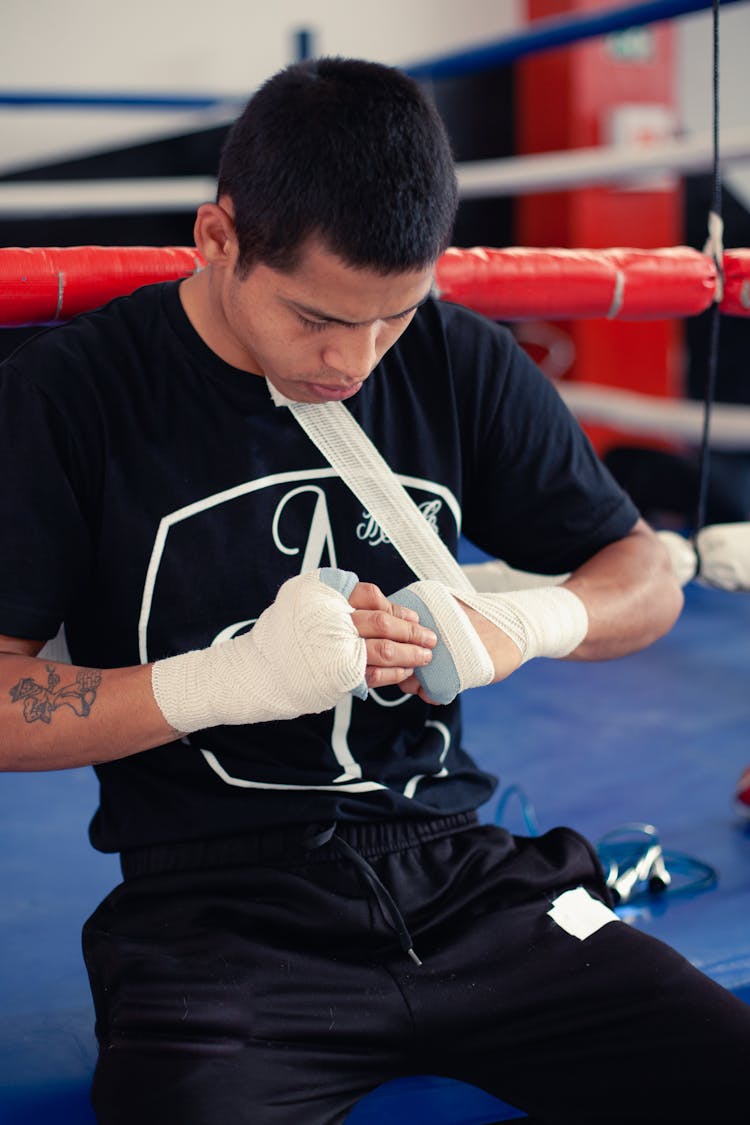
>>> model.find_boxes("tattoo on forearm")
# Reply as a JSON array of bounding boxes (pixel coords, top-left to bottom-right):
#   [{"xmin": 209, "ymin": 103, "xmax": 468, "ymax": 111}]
[{"xmin": 9, "ymin": 664, "xmax": 103, "ymax": 725}]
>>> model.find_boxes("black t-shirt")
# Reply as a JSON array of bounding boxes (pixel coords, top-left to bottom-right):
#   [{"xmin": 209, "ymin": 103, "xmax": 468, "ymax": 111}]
[{"xmin": 0, "ymin": 281, "xmax": 638, "ymax": 852}]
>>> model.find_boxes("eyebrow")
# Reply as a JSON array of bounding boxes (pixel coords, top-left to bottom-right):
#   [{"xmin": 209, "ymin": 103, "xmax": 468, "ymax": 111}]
[{"xmin": 285, "ymin": 290, "xmax": 432, "ymax": 327}]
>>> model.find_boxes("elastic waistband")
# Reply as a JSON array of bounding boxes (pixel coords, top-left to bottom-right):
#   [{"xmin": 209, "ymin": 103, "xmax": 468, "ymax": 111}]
[{"xmin": 120, "ymin": 811, "xmax": 479, "ymax": 880}]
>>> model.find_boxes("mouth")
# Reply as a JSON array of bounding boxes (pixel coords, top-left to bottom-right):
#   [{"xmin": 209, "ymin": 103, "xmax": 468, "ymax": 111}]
[{"xmin": 304, "ymin": 381, "xmax": 363, "ymax": 402}]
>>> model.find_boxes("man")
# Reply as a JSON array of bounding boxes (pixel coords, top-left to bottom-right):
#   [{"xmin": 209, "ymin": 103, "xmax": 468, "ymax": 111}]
[{"xmin": 0, "ymin": 58, "xmax": 747, "ymax": 1125}]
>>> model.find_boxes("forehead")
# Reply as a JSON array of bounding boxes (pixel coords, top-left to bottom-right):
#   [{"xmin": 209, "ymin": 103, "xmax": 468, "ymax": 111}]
[{"xmin": 263, "ymin": 239, "xmax": 435, "ymax": 323}]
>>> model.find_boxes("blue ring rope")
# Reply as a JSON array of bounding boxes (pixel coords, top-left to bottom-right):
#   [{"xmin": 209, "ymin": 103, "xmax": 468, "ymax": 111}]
[
  {"xmin": 403, "ymin": 0, "xmax": 744, "ymax": 81},
  {"xmin": 0, "ymin": 91, "xmax": 245, "ymax": 110}
]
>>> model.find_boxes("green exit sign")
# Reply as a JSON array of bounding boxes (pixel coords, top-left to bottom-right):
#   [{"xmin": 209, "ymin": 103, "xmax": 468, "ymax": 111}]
[{"xmin": 606, "ymin": 28, "xmax": 655, "ymax": 61}]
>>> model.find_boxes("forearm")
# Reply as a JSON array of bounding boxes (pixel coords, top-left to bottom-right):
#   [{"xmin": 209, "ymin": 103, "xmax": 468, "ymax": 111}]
[
  {"xmin": 395, "ymin": 519, "xmax": 684, "ymax": 703},
  {"xmin": 463, "ymin": 520, "xmax": 683, "ymax": 675},
  {"xmin": 562, "ymin": 519, "xmax": 684, "ymax": 661},
  {"xmin": 0, "ymin": 653, "xmax": 175, "ymax": 771},
  {"xmin": 0, "ymin": 571, "xmax": 436, "ymax": 772}
]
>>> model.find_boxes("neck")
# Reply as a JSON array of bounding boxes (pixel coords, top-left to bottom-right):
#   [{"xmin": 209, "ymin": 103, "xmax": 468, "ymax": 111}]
[{"xmin": 178, "ymin": 271, "xmax": 261, "ymax": 375}]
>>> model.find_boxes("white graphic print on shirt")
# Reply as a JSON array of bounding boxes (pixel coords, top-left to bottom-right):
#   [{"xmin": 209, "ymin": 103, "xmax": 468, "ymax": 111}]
[{"xmin": 138, "ymin": 468, "xmax": 459, "ymax": 795}]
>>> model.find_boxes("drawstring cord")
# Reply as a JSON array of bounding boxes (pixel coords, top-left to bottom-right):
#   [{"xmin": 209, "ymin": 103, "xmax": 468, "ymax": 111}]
[{"xmin": 303, "ymin": 823, "xmax": 423, "ymax": 967}]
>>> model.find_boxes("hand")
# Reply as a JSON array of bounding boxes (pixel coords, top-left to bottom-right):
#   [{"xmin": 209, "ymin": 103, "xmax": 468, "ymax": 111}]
[
  {"xmin": 398, "ymin": 595, "xmax": 522, "ymax": 705},
  {"xmin": 348, "ymin": 582, "xmax": 437, "ymax": 690},
  {"xmin": 152, "ymin": 569, "xmax": 418, "ymax": 731},
  {"xmin": 454, "ymin": 599, "xmax": 523, "ymax": 680}
]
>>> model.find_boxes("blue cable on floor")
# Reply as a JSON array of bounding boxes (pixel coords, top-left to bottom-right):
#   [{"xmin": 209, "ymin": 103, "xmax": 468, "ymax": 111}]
[{"xmin": 493, "ymin": 787, "xmax": 718, "ymax": 906}]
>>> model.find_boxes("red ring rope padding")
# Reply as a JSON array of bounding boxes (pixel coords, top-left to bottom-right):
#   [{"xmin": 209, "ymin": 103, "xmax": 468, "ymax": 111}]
[
  {"xmin": 435, "ymin": 246, "xmax": 721, "ymax": 320},
  {"xmin": 0, "ymin": 246, "xmax": 204, "ymax": 327},
  {"xmin": 0, "ymin": 244, "xmax": 749, "ymax": 327}
]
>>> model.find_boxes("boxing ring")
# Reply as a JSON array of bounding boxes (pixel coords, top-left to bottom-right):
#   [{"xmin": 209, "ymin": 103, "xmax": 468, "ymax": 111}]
[
  {"xmin": 1, "ymin": 240, "xmax": 748, "ymax": 1125},
  {"xmin": 2, "ymin": 2, "xmax": 750, "ymax": 1123}
]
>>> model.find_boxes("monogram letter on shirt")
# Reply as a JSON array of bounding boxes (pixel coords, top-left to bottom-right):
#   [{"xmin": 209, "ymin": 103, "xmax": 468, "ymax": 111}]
[
  {"xmin": 272, "ymin": 485, "xmax": 338, "ymax": 571},
  {"xmin": 356, "ymin": 499, "xmax": 443, "ymax": 547}
]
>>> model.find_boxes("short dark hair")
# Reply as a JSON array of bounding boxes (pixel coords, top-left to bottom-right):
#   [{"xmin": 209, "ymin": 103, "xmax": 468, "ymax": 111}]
[{"xmin": 217, "ymin": 57, "xmax": 458, "ymax": 276}]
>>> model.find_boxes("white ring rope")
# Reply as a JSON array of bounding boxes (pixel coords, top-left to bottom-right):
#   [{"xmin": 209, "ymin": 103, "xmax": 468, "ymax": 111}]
[
  {"xmin": 456, "ymin": 127, "xmax": 750, "ymax": 199},
  {"xmin": 0, "ymin": 176, "xmax": 218, "ymax": 217},
  {"xmin": 557, "ymin": 383, "xmax": 750, "ymax": 450},
  {"xmin": 1, "ymin": 129, "xmax": 749, "ymax": 217}
]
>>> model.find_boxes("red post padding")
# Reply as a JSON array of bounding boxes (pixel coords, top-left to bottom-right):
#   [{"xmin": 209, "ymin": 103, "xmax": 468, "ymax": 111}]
[{"xmin": 722, "ymin": 248, "xmax": 750, "ymax": 317}]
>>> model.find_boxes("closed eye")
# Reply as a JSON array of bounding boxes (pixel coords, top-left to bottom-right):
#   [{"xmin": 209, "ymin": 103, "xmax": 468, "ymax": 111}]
[
  {"xmin": 295, "ymin": 313, "xmax": 330, "ymax": 332},
  {"xmin": 294, "ymin": 308, "xmax": 417, "ymax": 333}
]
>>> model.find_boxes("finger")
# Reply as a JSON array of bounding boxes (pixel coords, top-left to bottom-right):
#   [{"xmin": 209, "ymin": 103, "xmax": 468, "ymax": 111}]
[
  {"xmin": 389, "ymin": 601, "xmax": 421, "ymax": 624},
  {"xmin": 398, "ymin": 673, "xmax": 421, "ymax": 695},
  {"xmin": 349, "ymin": 582, "xmax": 420, "ymax": 623},
  {"xmin": 348, "ymin": 582, "xmax": 392, "ymax": 611},
  {"xmin": 365, "ymin": 665, "xmax": 415, "ymax": 689},
  {"xmin": 398, "ymin": 674, "xmax": 440, "ymax": 704},
  {"xmin": 363, "ymin": 637, "xmax": 434, "ymax": 669},
  {"xmin": 352, "ymin": 609, "xmax": 437, "ymax": 649}
]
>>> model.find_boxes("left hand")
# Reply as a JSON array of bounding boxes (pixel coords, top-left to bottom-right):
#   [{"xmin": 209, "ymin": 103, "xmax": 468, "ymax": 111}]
[
  {"xmin": 398, "ymin": 597, "xmax": 523, "ymax": 703},
  {"xmin": 348, "ymin": 582, "xmax": 437, "ymax": 690}
]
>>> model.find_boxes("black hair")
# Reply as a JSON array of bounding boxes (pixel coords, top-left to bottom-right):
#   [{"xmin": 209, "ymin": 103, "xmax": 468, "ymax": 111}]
[{"xmin": 217, "ymin": 57, "xmax": 457, "ymax": 275}]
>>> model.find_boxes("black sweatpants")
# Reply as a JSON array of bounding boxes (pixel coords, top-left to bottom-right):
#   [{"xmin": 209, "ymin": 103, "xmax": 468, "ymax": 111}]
[{"xmin": 83, "ymin": 815, "xmax": 750, "ymax": 1125}]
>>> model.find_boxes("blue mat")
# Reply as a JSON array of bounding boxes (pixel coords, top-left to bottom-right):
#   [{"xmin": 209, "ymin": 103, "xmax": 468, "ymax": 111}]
[
  {"xmin": 1, "ymin": 578, "xmax": 749, "ymax": 1123},
  {"xmin": 346, "ymin": 1076, "xmax": 524, "ymax": 1123},
  {"xmin": 465, "ymin": 579, "xmax": 750, "ymax": 997}
]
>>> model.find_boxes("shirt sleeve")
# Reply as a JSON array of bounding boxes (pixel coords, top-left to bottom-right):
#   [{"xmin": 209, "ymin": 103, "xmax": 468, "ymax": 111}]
[
  {"xmin": 447, "ymin": 307, "xmax": 640, "ymax": 575},
  {"xmin": 0, "ymin": 361, "xmax": 95, "ymax": 641}
]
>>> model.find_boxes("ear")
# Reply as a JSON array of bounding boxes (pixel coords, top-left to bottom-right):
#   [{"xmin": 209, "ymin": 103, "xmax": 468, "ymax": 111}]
[{"xmin": 193, "ymin": 200, "xmax": 238, "ymax": 268}]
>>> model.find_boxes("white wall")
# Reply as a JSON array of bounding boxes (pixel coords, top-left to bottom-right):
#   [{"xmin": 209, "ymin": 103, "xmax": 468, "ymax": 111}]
[
  {"xmin": 679, "ymin": 4, "xmax": 750, "ymax": 213},
  {"xmin": 0, "ymin": 0, "xmax": 521, "ymax": 173}
]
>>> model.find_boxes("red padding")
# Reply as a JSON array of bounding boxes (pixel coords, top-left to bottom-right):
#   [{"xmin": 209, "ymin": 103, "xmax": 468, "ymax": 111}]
[
  {"xmin": 0, "ymin": 246, "xmax": 204, "ymax": 327},
  {"xmin": 434, "ymin": 246, "xmax": 719, "ymax": 320},
  {"xmin": 1, "ymin": 244, "xmax": 749, "ymax": 327},
  {"xmin": 722, "ymin": 249, "xmax": 750, "ymax": 317}
]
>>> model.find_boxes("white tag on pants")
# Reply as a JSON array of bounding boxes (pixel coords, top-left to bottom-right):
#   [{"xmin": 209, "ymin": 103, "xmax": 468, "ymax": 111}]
[{"xmin": 547, "ymin": 886, "xmax": 619, "ymax": 940}]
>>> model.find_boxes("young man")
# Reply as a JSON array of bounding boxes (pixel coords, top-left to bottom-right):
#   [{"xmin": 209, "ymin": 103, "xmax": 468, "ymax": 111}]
[{"xmin": 0, "ymin": 58, "xmax": 747, "ymax": 1125}]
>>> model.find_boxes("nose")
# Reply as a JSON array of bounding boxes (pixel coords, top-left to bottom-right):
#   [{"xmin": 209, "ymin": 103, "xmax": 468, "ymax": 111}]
[{"xmin": 322, "ymin": 326, "xmax": 379, "ymax": 383}]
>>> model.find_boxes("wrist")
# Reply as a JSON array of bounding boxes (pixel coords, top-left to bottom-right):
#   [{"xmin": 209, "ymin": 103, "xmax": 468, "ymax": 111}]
[
  {"xmin": 457, "ymin": 585, "xmax": 589, "ymax": 664},
  {"xmin": 150, "ymin": 568, "xmax": 368, "ymax": 733}
]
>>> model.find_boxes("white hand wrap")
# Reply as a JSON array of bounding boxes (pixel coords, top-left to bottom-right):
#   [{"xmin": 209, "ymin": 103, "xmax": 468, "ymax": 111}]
[
  {"xmin": 656, "ymin": 530, "xmax": 698, "ymax": 587},
  {"xmin": 151, "ymin": 568, "xmax": 368, "ymax": 733},
  {"xmin": 462, "ymin": 530, "xmax": 701, "ymax": 593},
  {"xmin": 461, "ymin": 558, "xmax": 570, "ymax": 592},
  {"xmin": 696, "ymin": 522, "xmax": 750, "ymax": 591},
  {"xmin": 389, "ymin": 581, "xmax": 495, "ymax": 705},
  {"xmin": 390, "ymin": 580, "xmax": 588, "ymax": 705}
]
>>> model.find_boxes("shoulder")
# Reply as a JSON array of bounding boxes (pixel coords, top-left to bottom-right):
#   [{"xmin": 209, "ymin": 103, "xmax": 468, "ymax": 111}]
[
  {"xmin": 392, "ymin": 296, "xmax": 525, "ymax": 392},
  {"xmin": 406, "ymin": 296, "xmax": 517, "ymax": 353},
  {"xmin": 409, "ymin": 297, "xmax": 550, "ymax": 411},
  {"xmin": 0, "ymin": 281, "xmax": 172, "ymax": 396}
]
